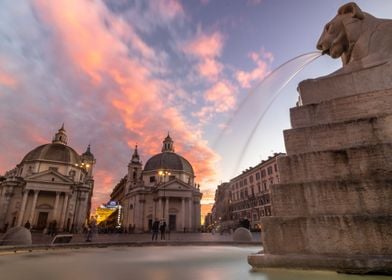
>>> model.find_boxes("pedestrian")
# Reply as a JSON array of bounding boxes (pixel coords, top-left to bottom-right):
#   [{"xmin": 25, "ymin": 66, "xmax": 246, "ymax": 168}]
[
  {"xmin": 151, "ymin": 219, "xmax": 159, "ymax": 241},
  {"xmin": 24, "ymin": 221, "xmax": 31, "ymax": 230},
  {"xmin": 160, "ymin": 220, "xmax": 166, "ymax": 240},
  {"xmin": 85, "ymin": 217, "xmax": 97, "ymax": 242},
  {"xmin": 51, "ymin": 220, "xmax": 57, "ymax": 237}
]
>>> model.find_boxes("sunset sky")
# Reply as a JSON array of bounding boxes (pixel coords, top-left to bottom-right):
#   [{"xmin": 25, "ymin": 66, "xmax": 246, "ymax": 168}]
[{"xmin": 1, "ymin": 0, "xmax": 391, "ymax": 209}]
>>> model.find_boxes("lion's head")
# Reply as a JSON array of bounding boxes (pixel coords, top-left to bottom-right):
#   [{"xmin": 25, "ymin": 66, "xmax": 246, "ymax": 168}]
[{"xmin": 317, "ymin": 2, "xmax": 365, "ymax": 65}]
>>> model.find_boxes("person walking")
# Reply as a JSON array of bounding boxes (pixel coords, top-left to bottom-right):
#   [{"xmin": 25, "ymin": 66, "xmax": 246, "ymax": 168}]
[
  {"xmin": 85, "ymin": 217, "xmax": 97, "ymax": 242},
  {"xmin": 160, "ymin": 220, "xmax": 167, "ymax": 240},
  {"xmin": 151, "ymin": 219, "xmax": 159, "ymax": 241}
]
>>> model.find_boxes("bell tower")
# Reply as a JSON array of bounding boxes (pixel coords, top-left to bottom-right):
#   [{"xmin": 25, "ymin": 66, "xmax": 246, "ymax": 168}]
[{"xmin": 127, "ymin": 145, "xmax": 142, "ymax": 189}]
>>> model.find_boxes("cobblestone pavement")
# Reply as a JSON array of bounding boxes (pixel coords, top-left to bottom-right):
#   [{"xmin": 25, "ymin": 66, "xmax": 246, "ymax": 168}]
[{"xmin": 32, "ymin": 232, "xmax": 262, "ymax": 245}]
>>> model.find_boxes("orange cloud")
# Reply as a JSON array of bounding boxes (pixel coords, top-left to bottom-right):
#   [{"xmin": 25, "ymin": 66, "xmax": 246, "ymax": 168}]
[{"xmin": 33, "ymin": 0, "xmax": 219, "ymax": 208}]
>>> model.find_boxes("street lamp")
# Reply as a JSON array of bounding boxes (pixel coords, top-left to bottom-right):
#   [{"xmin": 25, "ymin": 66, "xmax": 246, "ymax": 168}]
[{"xmin": 158, "ymin": 170, "xmax": 171, "ymax": 221}]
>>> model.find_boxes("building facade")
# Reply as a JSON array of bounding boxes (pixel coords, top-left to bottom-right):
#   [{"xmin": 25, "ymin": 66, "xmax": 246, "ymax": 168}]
[
  {"xmin": 228, "ymin": 153, "xmax": 285, "ymax": 229},
  {"xmin": 0, "ymin": 125, "xmax": 95, "ymax": 233},
  {"xmin": 110, "ymin": 134, "xmax": 202, "ymax": 232},
  {"xmin": 211, "ymin": 182, "xmax": 231, "ymax": 224}
]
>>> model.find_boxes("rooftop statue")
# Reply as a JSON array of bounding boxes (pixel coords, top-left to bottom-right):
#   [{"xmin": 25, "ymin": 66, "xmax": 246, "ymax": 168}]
[{"xmin": 317, "ymin": 2, "xmax": 392, "ymax": 75}]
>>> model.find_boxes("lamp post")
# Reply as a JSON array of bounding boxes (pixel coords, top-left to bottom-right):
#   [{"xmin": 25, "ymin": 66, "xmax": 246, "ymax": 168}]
[{"xmin": 158, "ymin": 170, "xmax": 171, "ymax": 221}]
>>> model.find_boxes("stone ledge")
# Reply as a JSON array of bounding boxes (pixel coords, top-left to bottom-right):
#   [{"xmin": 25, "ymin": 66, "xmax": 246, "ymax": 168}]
[
  {"xmin": 260, "ymin": 215, "xmax": 392, "ymax": 256},
  {"xmin": 278, "ymin": 143, "xmax": 392, "ymax": 184},
  {"xmin": 248, "ymin": 253, "xmax": 392, "ymax": 275},
  {"xmin": 270, "ymin": 179, "xmax": 392, "ymax": 216},
  {"xmin": 291, "ymin": 88, "xmax": 392, "ymax": 129},
  {"xmin": 285, "ymin": 114, "xmax": 392, "ymax": 155},
  {"xmin": 298, "ymin": 62, "xmax": 392, "ymax": 106}
]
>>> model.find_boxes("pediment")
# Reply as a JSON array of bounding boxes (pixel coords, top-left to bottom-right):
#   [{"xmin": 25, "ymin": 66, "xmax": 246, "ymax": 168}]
[
  {"xmin": 25, "ymin": 169, "xmax": 74, "ymax": 184},
  {"xmin": 157, "ymin": 179, "xmax": 195, "ymax": 192}
]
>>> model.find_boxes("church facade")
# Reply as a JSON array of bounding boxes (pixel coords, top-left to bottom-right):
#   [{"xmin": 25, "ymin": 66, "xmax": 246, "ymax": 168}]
[
  {"xmin": 0, "ymin": 125, "xmax": 95, "ymax": 233},
  {"xmin": 110, "ymin": 134, "xmax": 202, "ymax": 232}
]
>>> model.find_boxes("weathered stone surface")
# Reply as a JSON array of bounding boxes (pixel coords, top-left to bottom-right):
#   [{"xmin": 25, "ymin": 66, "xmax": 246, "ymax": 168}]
[
  {"xmin": 278, "ymin": 143, "xmax": 392, "ymax": 184},
  {"xmin": 291, "ymin": 88, "xmax": 392, "ymax": 129},
  {"xmin": 248, "ymin": 254, "xmax": 392, "ymax": 275},
  {"xmin": 299, "ymin": 63, "xmax": 392, "ymax": 105},
  {"xmin": 285, "ymin": 114, "xmax": 392, "ymax": 155},
  {"xmin": 0, "ymin": 226, "xmax": 32, "ymax": 246},
  {"xmin": 233, "ymin": 227, "xmax": 252, "ymax": 242},
  {"xmin": 271, "ymin": 179, "xmax": 392, "ymax": 217},
  {"xmin": 261, "ymin": 215, "xmax": 392, "ymax": 256}
]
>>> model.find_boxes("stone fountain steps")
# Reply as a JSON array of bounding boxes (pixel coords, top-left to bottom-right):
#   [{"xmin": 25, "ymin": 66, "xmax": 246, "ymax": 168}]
[
  {"xmin": 270, "ymin": 179, "xmax": 392, "ymax": 216},
  {"xmin": 278, "ymin": 143, "xmax": 392, "ymax": 184},
  {"xmin": 298, "ymin": 62, "xmax": 392, "ymax": 106},
  {"xmin": 261, "ymin": 214, "xmax": 392, "ymax": 256},
  {"xmin": 285, "ymin": 114, "xmax": 392, "ymax": 155},
  {"xmin": 291, "ymin": 88, "xmax": 392, "ymax": 129}
]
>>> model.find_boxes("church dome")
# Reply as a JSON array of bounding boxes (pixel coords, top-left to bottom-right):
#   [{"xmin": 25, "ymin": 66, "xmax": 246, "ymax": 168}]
[
  {"xmin": 144, "ymin": 152, "xmax": 194, "ymax": 175},
  {"xmin": 21, "ymin": 125, "xmax": 81, "ymax": 165},
  {"xmin": 22, "ymin": 143, "xmax": 82, "ymax": 165},
  {"xmin": 143, "ymin": 134, "xmax": 194, "ymax": 175}
]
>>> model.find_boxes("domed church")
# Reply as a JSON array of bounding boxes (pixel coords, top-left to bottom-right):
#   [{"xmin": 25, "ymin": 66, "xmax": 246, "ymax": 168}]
[
  {"xmin": 110, "ymin": 134, "xmax": 202, "ymax": 232},
  {"xmin": 0, "ymin": 125, "xmax": 96, "ymax": 233}
]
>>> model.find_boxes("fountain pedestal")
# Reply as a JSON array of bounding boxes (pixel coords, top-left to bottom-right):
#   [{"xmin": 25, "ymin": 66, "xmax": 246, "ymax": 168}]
[{"xmin": 248, "ymin": 63, "xmax": 392, "ymax": 274}]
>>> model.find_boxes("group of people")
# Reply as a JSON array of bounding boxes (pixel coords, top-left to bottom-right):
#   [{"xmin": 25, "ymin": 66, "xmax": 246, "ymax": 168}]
[{"xmin": 151, "ymin": 219, "xmax": 167, "ymax": 241}]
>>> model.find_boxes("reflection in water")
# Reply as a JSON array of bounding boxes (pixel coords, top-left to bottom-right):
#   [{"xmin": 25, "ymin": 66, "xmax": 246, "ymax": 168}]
[
  {"xmin": 214, "ymin": 51, "xmax": 321, "ymax": 176},
  {"xmin": 0, "ymin": 246, "xmax": 388, "ymax": 280}
]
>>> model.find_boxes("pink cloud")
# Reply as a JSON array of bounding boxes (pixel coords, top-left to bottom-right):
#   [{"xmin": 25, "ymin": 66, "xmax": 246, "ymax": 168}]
[
  {"xmin": 183, "ymin": 31, "xmax": 225, "ymax": 81},
  {"xmin": 204, "ymin": 80, "xmax": 236, "ymax": 113},
  {"xmin": 197, "ymin": 58, "xmax": 223, "ymax": 81},
  {"xmin": 29, "ymin": 0, "xmax": 218, "ymax": 210},
  {"xmin": 235, "ymin": 48, "xmax": 273, "ymax": 88},
  {"xmin": 0, "ymin": 71, "xmax": 17, "ymax": 89},
  {"xmin": 154, "ymin": 0, "xmax": 184, "ymax": 20},
  {"xmin": 184, "ymin": 31, "xmax": 224, "ymax": 59}
]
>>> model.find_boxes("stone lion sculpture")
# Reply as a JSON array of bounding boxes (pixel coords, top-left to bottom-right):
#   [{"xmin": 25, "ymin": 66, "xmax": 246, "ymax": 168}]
[{"xmin": 317, "ymin": 2, "xmax": 392, "ymax": 75}]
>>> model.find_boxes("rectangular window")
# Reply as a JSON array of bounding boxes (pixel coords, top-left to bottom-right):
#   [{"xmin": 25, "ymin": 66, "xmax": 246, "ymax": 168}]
[
  {"xmin": 249, "ymin": 175, "xmax": 253, "ymax": 183},
  {"xmin": 149, "ymin": 176, "xmax": 156, "ymax": 183},
  {"xmin": 274, "ymin": 164, "xmax": 278, "ymax": 172},
  {"xmin": 261, "ymin": 170, "xmax": 266, "ymax": 177},
  {"xmin": 255, "ymin": 172, "xmax": 260, "ymax": 180},
  {"xmin": 267, "ymin": 166, "xmax": 273, "ymax": 175}
]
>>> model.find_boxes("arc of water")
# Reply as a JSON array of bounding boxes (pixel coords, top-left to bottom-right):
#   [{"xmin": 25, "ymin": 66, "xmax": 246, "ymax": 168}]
[
  {"xmin": 232, "ymin": 52, "xmax": 321, "ymax": 174},
  {"xmin": 212, "ymin": 51, "xmax": 321, "ymax": 177},
  {"xmin": 213, "ymin": 52, "xmax": 321, "ymax": 149}
]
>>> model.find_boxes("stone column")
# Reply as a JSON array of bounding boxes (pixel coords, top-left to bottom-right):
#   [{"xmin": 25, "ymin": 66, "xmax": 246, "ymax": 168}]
[
  {"xmin": 17, "ymin": 190, "xmax": 29, "ymax": 226},
  {"xmin": 52, "ymin": 192, "xmax": 61, "ymax": 222},
  {"xmin": 158, "ymin": 198, "xmax": 163, "ymax": 220},
  {"xmin": 60, "ymin": 193, "xmax": 69, "ymax": 230},
  {"xmin": 181, "ymin": 198, "xmax": 185, "ymax": 230},
  {"xmin": 152, "ymin": 199, "xmax": 156, "ymax": 220},
  {"xmin": 165, "ymin": 197, "xmax": 169, "ymax": 223},
  {"xmin": 188, "ymin": 198, "xmax": 193, "ymax": 231},
  {"xmin": 0, "ymin": 186, "xmax": 13, "ymax": 228},
  {"xmin": 29, "ymin": 190, "xmax": 39, "ymax": 225}
]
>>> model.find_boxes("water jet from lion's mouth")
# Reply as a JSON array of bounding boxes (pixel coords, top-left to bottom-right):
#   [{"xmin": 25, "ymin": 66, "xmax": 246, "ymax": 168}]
[{"xmin": 213, "ymin": 51, "xmax": 322, "ymax": 176}]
